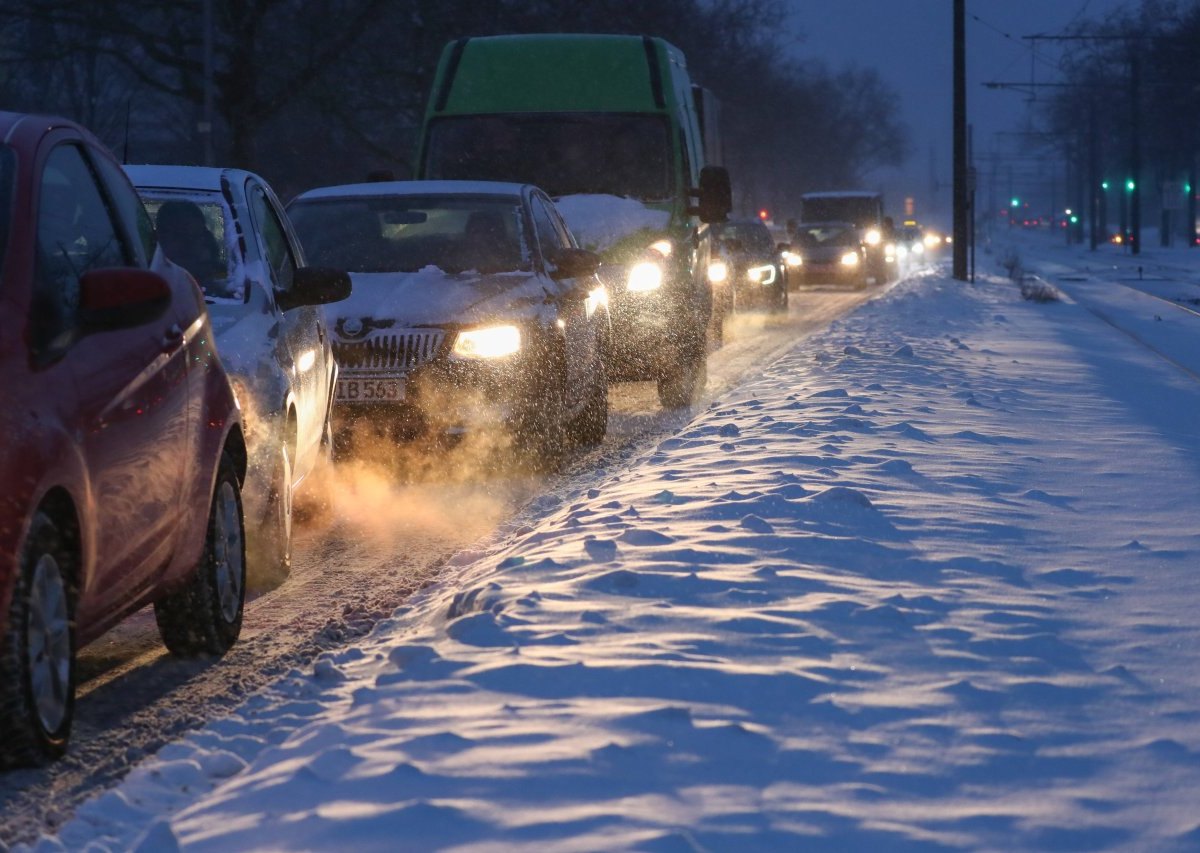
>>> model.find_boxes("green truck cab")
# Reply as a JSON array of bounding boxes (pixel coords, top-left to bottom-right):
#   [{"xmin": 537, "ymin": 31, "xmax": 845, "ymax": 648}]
[{"xmin": 415, "ymin": 34, "xmax": 731, "ymax": 408}]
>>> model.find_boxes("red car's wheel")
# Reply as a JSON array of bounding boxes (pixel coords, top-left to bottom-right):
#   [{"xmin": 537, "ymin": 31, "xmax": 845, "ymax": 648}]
[{"xmin": 0, "ymin": 512, "xmax": 76, "ymax": 766}]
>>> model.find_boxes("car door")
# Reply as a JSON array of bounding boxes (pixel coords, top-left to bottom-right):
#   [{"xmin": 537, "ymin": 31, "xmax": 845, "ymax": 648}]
[
  {"xmin": 530, "ymin": 193, "xmax": 600, "ymax": 408},
  {"xmin": 245, "ymin": 179, "xmax": 327, "ymax": 481},
  {"xmin": 33, "ymin": 138, "xmax": 189, "ymax": 622}
]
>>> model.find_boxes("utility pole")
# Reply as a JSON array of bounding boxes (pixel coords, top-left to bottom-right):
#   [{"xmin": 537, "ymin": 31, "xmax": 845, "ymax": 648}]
[
  {"xmin": 952, "ymin": 0, "xmax": 968, "ymax": 281},
  {"xmin": 201, "ymin": 0, "xmax": 215, "ymax": 166},
  {"xmin": 1129, "ymin": 48, "xmax": 1141, "ymax": 255},
  {"xmin": 1088, "ymin": 101, "xmax": 1099, "ymax": 250},
  {"xmin": 1189, "ymin": 159, "xmax": 1198, "ymax": 247}
]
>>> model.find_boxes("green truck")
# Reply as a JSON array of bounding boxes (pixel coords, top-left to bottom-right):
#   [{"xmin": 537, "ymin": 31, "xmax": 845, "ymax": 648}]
[{"xmin": 415, "ymin": 34, "xmax": 731, "ymax": 408}]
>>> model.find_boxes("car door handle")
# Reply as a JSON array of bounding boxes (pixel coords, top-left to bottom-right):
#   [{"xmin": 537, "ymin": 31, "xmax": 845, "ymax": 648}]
[{"xmin": 161, "ymin": 323, "xmax": 184, "ymax": 351}]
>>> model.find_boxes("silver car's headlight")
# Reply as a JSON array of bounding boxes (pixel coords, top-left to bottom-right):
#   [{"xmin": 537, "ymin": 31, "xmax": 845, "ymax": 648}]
[
  {"xmin": 452, "ymin": 324, "xmax": 522, "ymax": 359},
  {"xmin": 627, "ymin": 260, "xmax": 663, "ymax": 292}
]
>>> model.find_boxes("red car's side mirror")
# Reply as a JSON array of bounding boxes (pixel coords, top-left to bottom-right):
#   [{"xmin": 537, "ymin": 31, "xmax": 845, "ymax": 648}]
[{"xmin": 79, "ymin": 268, "xmax": 171, "ymax": 333}]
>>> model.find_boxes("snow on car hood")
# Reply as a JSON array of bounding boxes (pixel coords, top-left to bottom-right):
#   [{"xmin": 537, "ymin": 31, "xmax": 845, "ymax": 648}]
[
  {"xmin": 553, "ymin": 194, "xmax": 672, "ymax": 254},
  {"xmin": 334, "ymin": 266, "xmax": 546, "ymax": 328}
]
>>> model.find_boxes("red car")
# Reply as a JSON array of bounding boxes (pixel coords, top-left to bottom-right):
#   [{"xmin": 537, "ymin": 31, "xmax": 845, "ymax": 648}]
[{"xmin": 0, "ymin": 112, "xmax": 248, "ymax": 765}]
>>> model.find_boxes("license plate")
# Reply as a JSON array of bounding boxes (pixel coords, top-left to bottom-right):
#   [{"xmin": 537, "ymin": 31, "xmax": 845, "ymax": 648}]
[{"xmin": 335, "ymin": 377, "xmax": 404, "ymax": 403}]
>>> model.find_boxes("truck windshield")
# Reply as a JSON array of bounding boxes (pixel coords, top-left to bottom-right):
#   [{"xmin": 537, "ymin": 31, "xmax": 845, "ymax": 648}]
[{"xmin": 425, "ymin": 113, "xmax": 671, "ymax": 201}]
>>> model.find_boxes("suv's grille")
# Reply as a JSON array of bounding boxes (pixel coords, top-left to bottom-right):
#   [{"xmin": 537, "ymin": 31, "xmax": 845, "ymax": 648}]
[{"xmin": 334, "ymin": 330, "xmax": 445, "ymax": 371}]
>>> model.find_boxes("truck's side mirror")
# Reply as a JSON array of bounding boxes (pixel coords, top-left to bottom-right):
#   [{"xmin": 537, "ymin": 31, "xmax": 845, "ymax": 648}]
[{"xmin": 691, "ymin": 166, "xmax": 732, "ymax": 224}]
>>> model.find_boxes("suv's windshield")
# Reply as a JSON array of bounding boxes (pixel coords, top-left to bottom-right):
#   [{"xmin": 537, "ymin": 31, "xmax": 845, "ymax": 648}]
[
  {"xmin": 425, "ymin": 113, "xmax": 672, "ymax": 200},
  {"xmin": 795, "ymin": 224, "xmax": 860, "ymax": 247},
  {"xmin": 289, "ymin": 195, "xmax": 530, "ymax": 274},
  {"xmin": 717, "ymin": 222, "xmax": 774, "ymax": 253}
]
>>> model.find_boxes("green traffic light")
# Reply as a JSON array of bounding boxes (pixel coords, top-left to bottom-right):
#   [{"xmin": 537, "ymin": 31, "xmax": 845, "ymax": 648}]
[
  {"xmin": 1101, "ymin": 181, "xmax": 1110, "ymax": 190},
  {"xmin": 1010, "ymin": 197, "xmax": 1020, "ymax": 207},
  {"xmin": 1069, "ymin": 215, "xmax": 1079, "ymax": 224},
  {"xmin": 1125, "ymin": 179, "xmax": 1136, "ymax": 192}
]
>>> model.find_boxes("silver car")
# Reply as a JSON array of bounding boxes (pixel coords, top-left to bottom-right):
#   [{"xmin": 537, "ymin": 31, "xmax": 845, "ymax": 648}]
[
  {"xmin": 127, "ymin": 166, "xmax": 351, "ymax": 583},
  {"xmin": 287, "ymin": 180, "xmax": 609, "ymax": 472}
]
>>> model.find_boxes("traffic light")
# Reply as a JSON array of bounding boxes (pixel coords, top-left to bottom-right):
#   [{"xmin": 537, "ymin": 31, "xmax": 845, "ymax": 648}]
[
  {"xmin": 758, "ymin": 208, "xmax": 769, "ymax": 221},
  {"xmin": 1010, "ymin": 197, "xmax": 1020, "ymax": 207},
  {"xmin": 1125, "ymin": 179, "xmax": 1136, "ymax": 192},
  {"xmin": 1101, "ymin": 180, "xmax": 1110, "ymax": 190}
]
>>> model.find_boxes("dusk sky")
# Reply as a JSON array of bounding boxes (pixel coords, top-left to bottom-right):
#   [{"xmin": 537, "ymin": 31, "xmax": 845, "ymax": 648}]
[{"xmin": 784, "ymin": 0, "xmax": 1137, "ymax": 227}]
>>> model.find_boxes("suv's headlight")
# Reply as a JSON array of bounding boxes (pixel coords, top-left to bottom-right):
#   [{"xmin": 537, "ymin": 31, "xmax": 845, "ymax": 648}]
[
  {"xmin": 452, "ymin": 324, "xmax": 522, "ymax": 359},
  {"xmin": 627, "ymin": 260, "xmax": 663, "ymax": 292},
  {"xmin": 747, "ymin": 264, "xmax": 777, "ymax": 285},
  {"xmin": 840, "ymin": 251, "xmax": 860, "ymax": 266}
]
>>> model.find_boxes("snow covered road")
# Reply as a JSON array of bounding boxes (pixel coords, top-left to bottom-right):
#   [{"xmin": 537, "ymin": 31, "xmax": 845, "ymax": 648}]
[
  {"xmin": 0, "ymin": 287, "xmax": 876, "ymax": 847},
  {"xmin": 22, "ymin": 246, "xmax": 1200, "ymax": 851}
]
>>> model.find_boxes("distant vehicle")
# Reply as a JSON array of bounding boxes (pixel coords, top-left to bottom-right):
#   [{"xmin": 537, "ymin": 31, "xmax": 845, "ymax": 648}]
[
  {"xmin": 0, "ymin": 112, "xmax": 247, "ymax": 765},
  {"xmin": 894, "ymin": 221, "xmax": 928, "ymax": 267},
  {"xmin": 790, "ymin": 221, "xmax": 868, "ymax": 288},
  {"xmin": 414, "ymin": 34, "xmax": 732, "ymax": 408},
  {"xmin": 711, "ymin": 219, "xmax": 788, "ymax": 313},
  {"xmin": 127, "ymin": 166, "xmax": 352, "ymax": 583},
  {"xmin": 800, "ymin": 191, "xmax": 891, "ymax": 283},
  {"xmin": 287, "ymin": 180, "xmax": 610, "ymax": 471}
]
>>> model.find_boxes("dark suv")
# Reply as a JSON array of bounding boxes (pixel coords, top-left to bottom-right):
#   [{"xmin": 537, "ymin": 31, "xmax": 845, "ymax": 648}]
[{"xmin": 712, "ymin": 219, "xmax": 788, "ymax": 313}]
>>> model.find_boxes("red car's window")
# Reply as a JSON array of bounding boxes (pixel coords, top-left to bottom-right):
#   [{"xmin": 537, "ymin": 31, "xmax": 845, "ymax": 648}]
[{"xmin": 32, "ymin": 143, "xmax": 130, "ymax": 355}]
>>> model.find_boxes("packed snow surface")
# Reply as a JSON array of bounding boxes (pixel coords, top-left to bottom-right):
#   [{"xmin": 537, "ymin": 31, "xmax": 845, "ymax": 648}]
[{"xmin": 33, "ymin": 257, "xmax": 1200, "ymax": 851}]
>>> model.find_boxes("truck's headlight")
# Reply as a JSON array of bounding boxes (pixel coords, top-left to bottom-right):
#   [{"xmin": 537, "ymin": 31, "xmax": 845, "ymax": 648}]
[
  {"xmin": 627, "ymin": 260, "xmax": 663, "ymax": 292},
  {"xmin": 865, "ymin": 228, "xmax": 882, "ymax": 245},
  {"xmin": 747, "ymin": 264, "xmax": 776, "ymax": 285},
  {"xmin": 840, "ymin": 252, "xmax": 860, "ymax": 266},
  {"xmin": 452, "ymin": 324, "xmax": 522, "ymax": 359},
  {"xmin": 707, "ymin": 259, "xmax": 728, "ymax": 284}
]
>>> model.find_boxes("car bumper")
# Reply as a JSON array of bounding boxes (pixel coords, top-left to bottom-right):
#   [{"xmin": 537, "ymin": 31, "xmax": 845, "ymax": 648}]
[
  {"xmin": 333, "ymin": 359, "xmax": 533, "ymax": 440},
  {"xmin": 795, "ymin": 263, "xmax": 865, "ymax": 285}
]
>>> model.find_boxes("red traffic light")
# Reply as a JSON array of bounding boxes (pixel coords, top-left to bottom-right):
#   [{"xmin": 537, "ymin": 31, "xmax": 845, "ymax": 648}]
[{"xmin": 758, "ymin": 209, "xmax": 769, "ymax": 220}]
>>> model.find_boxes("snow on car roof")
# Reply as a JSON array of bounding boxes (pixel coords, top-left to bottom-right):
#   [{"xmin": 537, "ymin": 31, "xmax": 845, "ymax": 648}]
[
  {"xmin": 294, "ymin": 180, "xmax": 528, "ymax": 201},
  {"xmin": 123, "ymin": 164, "xmax": 251, "ymax": 191}
]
